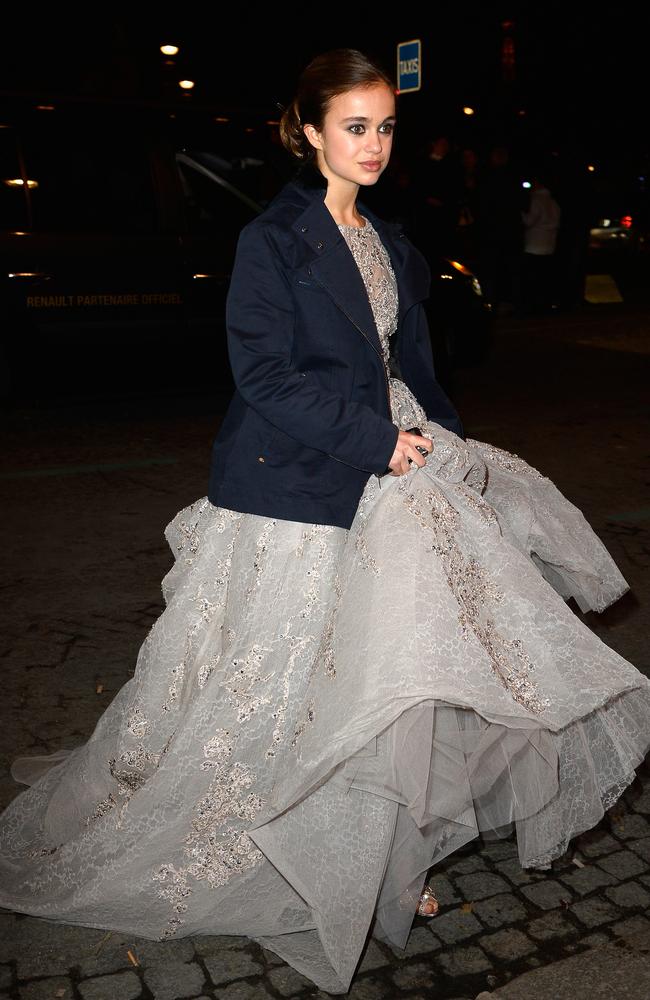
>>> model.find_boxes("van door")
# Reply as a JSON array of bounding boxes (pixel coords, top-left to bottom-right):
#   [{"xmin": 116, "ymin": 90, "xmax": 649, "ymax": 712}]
[
  {"xmin": 2, "ymin": 113, "xmax": 183, "ymax": 398},
  {"xmin": 174, "ymin": 151, "xmax": 262, "ymax": 391}
]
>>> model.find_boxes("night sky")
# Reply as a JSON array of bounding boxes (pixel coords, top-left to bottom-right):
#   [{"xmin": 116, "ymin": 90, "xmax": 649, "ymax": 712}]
[{"xmin": 1, "ymin": 10, "xmax": 647, "ymax": 165}]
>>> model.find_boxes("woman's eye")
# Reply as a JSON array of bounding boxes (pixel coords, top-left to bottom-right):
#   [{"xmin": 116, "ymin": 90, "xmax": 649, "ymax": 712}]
[{"xmin": 348, "ymin": 124, "xmax": 395, "ymax": 135}]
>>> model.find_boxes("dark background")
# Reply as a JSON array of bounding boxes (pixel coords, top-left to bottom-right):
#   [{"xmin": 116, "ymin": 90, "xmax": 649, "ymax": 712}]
[{"xmin": 2, "ymin": 9, "xmax": 647, "ymax": 161}]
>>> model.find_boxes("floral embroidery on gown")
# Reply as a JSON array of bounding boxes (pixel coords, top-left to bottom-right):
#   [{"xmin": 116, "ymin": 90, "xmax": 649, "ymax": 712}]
[{"xmin": 1, "ymin": 215, "xmax": 649, "ymax": 995}]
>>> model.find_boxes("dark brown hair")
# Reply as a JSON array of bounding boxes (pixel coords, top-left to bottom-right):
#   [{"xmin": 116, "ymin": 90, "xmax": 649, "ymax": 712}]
[{"xmin": 279, "ymin": 48, "xmax": 396, "ymax": 170}]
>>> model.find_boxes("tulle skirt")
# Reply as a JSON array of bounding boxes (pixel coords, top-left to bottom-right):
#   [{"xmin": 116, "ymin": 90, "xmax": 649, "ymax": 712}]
[{"xmin": 1, "ymin": 378, "xmax": 649, "ymax": 995}]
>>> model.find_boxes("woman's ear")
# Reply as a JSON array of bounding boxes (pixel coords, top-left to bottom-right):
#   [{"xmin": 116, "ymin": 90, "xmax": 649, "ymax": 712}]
[{"xmin": 303, "ymin": 124, "xmax": 323, "ymax": 153}]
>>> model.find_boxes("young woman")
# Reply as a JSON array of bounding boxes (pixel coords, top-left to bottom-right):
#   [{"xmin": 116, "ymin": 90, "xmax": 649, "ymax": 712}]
[{"xmin": 1, "ymin": 49, "xmax": 649, "ymax": 996}]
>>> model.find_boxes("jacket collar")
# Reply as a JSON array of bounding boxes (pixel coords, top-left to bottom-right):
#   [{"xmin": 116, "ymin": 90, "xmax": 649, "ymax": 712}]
[{"xmin": 271, "ymin": 177, "xmax": 430, "ymax": 360}]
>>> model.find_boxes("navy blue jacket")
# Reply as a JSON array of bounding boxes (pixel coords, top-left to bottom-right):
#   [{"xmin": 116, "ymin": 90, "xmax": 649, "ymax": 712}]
[{"xmin": 207, "ymin": 172, "xmax": 464, "ymax": 529}]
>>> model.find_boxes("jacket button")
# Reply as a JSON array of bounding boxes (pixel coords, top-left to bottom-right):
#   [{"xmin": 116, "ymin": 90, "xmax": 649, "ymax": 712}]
[
  {"xmin": 316, "ymin": 241, "xmax": 324, "ymax": 250},
  {"xmin": 258, "ymin": 456, "xmax": 265, "ymax": 463},
  {"xmin": 307, "ymin": 266, "xmax": 312, "ymax": 275},
  {"xmin": 301, "ymin": 225, "xmax": 308, "ymax": 232}
]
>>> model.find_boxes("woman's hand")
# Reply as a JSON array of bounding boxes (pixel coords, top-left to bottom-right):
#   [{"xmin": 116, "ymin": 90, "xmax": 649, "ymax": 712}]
[{"xmin": 388, "ymin": 430, "xmax": 433, "ymax": 476}]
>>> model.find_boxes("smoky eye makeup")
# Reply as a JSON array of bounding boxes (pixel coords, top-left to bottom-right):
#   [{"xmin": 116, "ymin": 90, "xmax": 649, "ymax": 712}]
[{"xmin": 345, "ymin": 121, "xmax": 396, "ymax": 134}]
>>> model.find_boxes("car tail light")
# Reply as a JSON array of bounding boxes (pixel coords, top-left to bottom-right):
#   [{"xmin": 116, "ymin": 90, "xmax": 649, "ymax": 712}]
[{"xmin": 620, "ymin": 215, "xmax": 633, "ymax": 228}]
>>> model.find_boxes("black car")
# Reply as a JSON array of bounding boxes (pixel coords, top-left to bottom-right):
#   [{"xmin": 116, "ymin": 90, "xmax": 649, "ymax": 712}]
[{"xmin": 0, "ymin": 95, "xmax": 490, "ymax": 402}]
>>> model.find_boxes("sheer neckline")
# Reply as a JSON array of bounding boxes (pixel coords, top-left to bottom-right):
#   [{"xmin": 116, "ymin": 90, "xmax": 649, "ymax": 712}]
[{"xmin": 337, "ymin": 215, "xmax": 369, "ymax": 231}]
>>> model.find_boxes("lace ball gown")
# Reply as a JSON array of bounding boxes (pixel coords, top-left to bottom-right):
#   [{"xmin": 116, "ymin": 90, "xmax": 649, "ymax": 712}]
[{"xmin": 1, "ymin": 216, "xmax": 649, "ymax": 996}]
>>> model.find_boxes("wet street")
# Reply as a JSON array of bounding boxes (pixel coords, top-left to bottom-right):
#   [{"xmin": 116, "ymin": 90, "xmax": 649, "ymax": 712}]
[{"xmin": 1, "ymin": 298, "xmax": 649, "ymax": 999}]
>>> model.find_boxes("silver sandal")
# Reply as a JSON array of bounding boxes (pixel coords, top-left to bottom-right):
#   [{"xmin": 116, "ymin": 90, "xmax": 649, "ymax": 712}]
[{"xmin": 417, "ymin": 881, "xmax": 439, "ymax": 917}]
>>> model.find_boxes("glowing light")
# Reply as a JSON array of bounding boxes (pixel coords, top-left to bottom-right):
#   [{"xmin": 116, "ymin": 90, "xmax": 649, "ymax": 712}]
[
  {"xmin": 179, "ymin": 79, "xmax": 195, "ymax": 90},
  {"xmin": 4, "ymin": 178, "xmax": 38, "ymax": 188},
  {"xmin": 587, "ymin": 164, "xmax": 596, "ymax": 172},
  {"xmin": 620, "ymin": 215, "xmax": 633, "ymax": 229},
  {"xmin": 462, "ymin": 106, "xmax": 475, "ymax": 116},
  {"xmin": 160, "ymin": 44, "xmax": 179, "ymax": 56}
]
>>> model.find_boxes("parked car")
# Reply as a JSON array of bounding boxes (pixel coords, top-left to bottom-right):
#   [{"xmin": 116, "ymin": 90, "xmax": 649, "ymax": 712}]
[
  {"xmin": 589, "ymin": 210, "xmax": 640, "ymax": 252},
  {"xmin": 0, "ymin": 95, "xmax": 490, "ymax": 403},
  {"xmin": 587, "ymin": 167, "xmax": 649, "ymax": 256}
]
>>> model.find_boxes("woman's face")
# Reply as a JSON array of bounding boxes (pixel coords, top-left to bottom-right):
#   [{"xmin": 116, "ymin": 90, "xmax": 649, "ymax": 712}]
[{"xmin": 304, "ymin": 83, "xmax": 396, "ymax": 188}]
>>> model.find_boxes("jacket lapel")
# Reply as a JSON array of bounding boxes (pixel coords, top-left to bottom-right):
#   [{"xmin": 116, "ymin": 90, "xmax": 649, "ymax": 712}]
[
  {"xmin": 286, "ymin": 181, "xmax": 430, "ymax": 361},
  {"xmin": 364, "ymin": 206, "xmax": 432, "ymax": 322}
]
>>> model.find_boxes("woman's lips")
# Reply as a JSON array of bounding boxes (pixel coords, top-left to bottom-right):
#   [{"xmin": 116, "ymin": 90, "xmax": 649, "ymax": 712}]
[{"xmin": 359, "ymin": 161, "xmax": 382, "ymax": 171}]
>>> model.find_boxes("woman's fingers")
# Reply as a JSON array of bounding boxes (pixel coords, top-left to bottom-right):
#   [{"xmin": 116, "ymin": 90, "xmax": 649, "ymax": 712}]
[
  {"xmin": 411, "ymin": 432, "xmax": 433, "ymax": 454},
  {"xmin": 388, "ymin": 431, "xmax": 433, "ymax": 475}
]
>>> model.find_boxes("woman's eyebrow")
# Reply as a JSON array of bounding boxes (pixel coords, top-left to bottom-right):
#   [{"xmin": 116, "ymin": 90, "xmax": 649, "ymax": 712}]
[{"xmin": 338, "ymin": 115, "xmax": 397, "ymax": 123}]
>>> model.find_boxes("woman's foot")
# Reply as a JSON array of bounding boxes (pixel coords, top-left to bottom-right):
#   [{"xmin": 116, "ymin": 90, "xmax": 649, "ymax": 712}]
[{"xmin": 417, "ymin": 881, "xmax": 439, "ymax": 917}]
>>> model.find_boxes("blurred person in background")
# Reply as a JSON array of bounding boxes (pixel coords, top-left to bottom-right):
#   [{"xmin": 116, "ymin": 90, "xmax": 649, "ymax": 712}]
[
  {"xmin": 454, "ymin": 146, "xmax": 481, "ymax": 269},
  {"xmin": 474, "ymin": 144, "xmax": 524, "ymax": 315},
  {"xmin": 520, "ymin": 171, "xmax": 562, "ymax": 315},
  {"xmin": 412, "ymin": 133, "xmax": 463, "ymax": 257}
]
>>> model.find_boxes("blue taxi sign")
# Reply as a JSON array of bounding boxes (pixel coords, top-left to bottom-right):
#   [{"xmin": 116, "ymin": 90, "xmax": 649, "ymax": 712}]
[{"xmin": 397, "ymin": 39, "xmax": 421, "ymax": 94}]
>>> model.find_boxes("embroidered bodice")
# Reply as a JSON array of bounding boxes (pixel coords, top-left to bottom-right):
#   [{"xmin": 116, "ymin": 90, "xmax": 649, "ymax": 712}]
[
  {"xmin": 338, "ymin": 215, "xmax": 429, "ymax": 431},
  {"xmin": 337, "ymin": 216, "xmax": 397, "ymax": 367}
]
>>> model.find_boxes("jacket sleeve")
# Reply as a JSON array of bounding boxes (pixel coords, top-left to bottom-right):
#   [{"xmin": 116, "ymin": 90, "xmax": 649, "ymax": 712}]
[{"xmin": 225, "ymin": 221, "xmax": 399, "ymax": 474}]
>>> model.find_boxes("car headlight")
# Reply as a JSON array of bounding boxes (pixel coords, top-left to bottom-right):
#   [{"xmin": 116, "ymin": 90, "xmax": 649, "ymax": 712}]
[{"xmin": 447, "ymin": 259, "xmax": 483, "ymax": 297}]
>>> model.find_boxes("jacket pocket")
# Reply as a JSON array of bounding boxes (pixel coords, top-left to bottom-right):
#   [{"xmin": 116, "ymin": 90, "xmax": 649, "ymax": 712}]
[{"xmin": 262, "ymin": 424, "xmax": 303, "ymax": 467}]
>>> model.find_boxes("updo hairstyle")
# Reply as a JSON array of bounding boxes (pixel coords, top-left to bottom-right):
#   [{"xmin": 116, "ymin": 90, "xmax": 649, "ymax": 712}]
[{"xmin": 279, "ymin": 48, "xmax": 395, "ymax": 166}]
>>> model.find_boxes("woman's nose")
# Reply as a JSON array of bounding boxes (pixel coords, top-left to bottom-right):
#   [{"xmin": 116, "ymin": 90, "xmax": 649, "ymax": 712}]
[{"xmin": 364, "ymin": 132, "xmax": 383, "ymax": 153}]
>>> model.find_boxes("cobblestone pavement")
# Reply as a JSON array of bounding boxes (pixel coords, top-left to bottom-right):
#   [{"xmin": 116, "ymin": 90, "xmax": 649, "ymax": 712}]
[
  {"xmin": 2, "ymin": 777, "xmax": 650, "ymax": 999},
  {"xmin": 1, "ymin": 302, "xmax": 649, "ymax": 998}
]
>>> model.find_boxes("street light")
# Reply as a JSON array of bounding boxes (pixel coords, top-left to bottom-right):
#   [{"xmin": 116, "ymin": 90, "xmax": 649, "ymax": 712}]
[{"xmin": 4, "ymin": 178, "xmax": 38, "ymax": 188}]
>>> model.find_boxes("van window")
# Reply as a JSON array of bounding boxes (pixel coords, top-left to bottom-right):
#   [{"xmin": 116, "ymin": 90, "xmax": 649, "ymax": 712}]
[
  {"xmin": 177, "ymin": 158, "xmax": 259, "ymax": 237},
  {"xmin": 0, "ymin": 128, "xmax": 29, "ymax": 230},
  {"xmin": 20, "ymin": 126, "xmax": 157, "ymax": 235}
]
